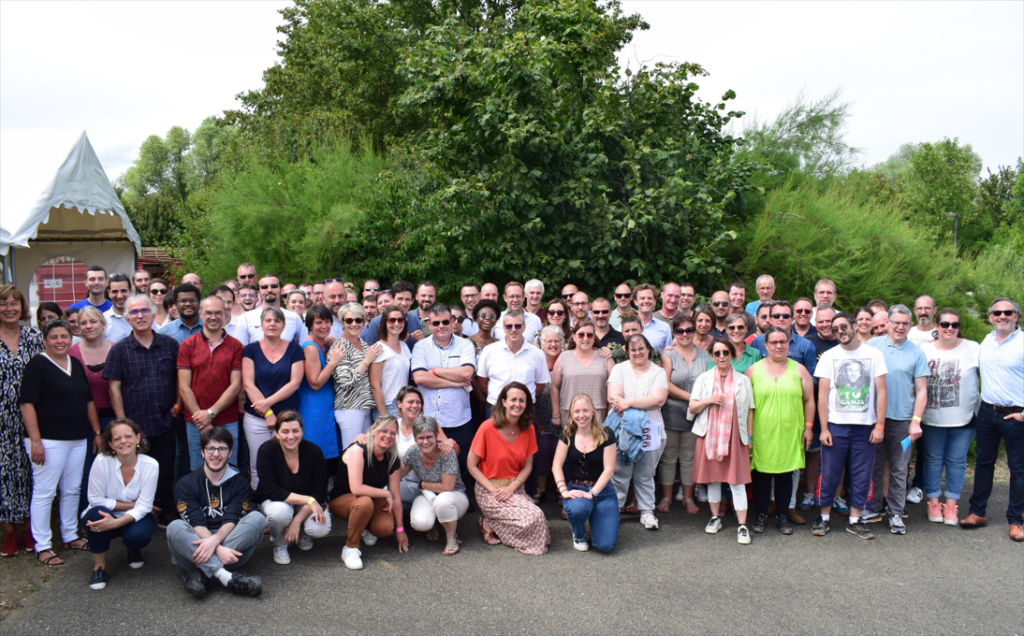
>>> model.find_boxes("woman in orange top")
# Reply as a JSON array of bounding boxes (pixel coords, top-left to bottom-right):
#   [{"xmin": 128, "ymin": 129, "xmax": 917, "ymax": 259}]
[{"xmin": 467, "ymin": 382, "xmax": 550, "ymax": 555}]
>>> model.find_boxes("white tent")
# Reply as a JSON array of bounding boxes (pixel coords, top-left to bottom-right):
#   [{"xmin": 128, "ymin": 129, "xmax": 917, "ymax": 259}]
[{"xmin": 0, "ymin": 130, "xmax": 140, "ymax": 303}]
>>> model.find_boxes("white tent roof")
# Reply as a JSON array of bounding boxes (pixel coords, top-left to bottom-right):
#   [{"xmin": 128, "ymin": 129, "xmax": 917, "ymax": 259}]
[{"xmin": 0, "ymin": 129, "xmax": 141, "ymax": 256}]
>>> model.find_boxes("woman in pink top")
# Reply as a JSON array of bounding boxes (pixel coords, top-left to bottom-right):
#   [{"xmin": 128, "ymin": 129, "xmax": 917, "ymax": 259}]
[{"xmin": 69, "ymin": 306, "xmax": 114, "ymax": 513}]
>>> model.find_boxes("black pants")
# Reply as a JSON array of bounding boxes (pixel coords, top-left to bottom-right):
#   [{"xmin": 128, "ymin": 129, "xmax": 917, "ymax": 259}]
[
  {"xmin": 147, "ymin": 428, "xmax": 176, "ymax": 512},
  {"xmin": 752, "ymin": 470, "xmax": 793, "ymax": 517}
]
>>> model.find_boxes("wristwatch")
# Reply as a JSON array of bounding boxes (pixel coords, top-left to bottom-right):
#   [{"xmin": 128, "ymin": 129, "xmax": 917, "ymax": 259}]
[{"xmin": 207, "ymin": 409, "xmax": 216, "ymax": 420}]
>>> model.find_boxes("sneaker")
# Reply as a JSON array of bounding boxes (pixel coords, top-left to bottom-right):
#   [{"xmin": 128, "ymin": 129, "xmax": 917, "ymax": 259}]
[
  {"xmin": 157, "ymin": 510, "xmax": 177, "ymax": 530},
  {"xmin": 777, "ymin": 515, "xmax": 793, "ymax": 535},
  {"xmin": 361, "ymin": 529, "xmax": 378, "ymax": 546},
  {"xmin": 798, "ymin": 492, "xmax": 816, "ymax": 511},
  {"xmin": 297, "ymin": 533, "xmax": 314, "ymax": 551},
  {"xmin": 832, "ymin": 497, "xmax": 850, "ymax": 516},
  {"xmin": 226, "ymin": 572, "xmax": 263, "ymax": 597},
  {"xmin": 89, "ymin": 567, "xmax": 107, "ymax": 590},
  {"xmin": 889, "ymin": 515, "xmax": 907, "ymax": 535},
  {"xmin": 694, "ymin": 485, "xmax": 708, "ymax": 503},
  {"xmin": 884, "ymin": 500, "xmax": 910, "ymax": 518},
  {"xmin": 927, "ymin": 500, "xmax": 944, "ymax": 523},
  {"xmin": 572, "ymin": 536, "xmax": 590, "ymax": 552},
  {"xmin": 942, "ymin": 501, "xmax": 959, "ymax": 526},
  {"xmin": 640, "ymin": 511, "xmax": 659, "ymax": 531},
  {"xmin": 180, "ymin": 571, "xmax": 207, "ymax": 600},
  {"xmin": 846, "ymin": 520, "xmax": 874, "ymax": 540},
  {"xmin": 342, "ymin": 546, "xmax": 363, "ymax": 570},
  {"xmin": 126, "ymin": 547, "xmax": 144, "ymax": 569},
  {"xmin": 906, "ymin": 486, "xmax": 924, "ymax": 504},
  {"xmin": 737, "ymin": 525, "xmax": 751, "ymax": 545},
  {"xmin": 272, "ymin": 545, "xmax": 291, "ymax": 565},
  {"xmin": 811, "ymin": 516, "xmax": 831, "ymax": 536},
  {"xmin": 675, "ymin": 486, "xmax": 684, "ymax": 502},
  {"xmin": 751, "ymin": 513, "xmax": 767, "ymax": 534},
  {"xmin": 705, "ymin": 516, "xmax": 723, "ymax": 534},
  {"xmin": 860, "ymin": 510, "xmax": 885, "ymax": 524}
]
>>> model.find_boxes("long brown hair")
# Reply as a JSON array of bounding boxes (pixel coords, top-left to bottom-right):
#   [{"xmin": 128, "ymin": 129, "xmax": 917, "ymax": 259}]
[
  {"xmin": 543, "ymin": 299, "xmax": 572, "ymax": 342},
  {"xmin": 567, "ymin": 318, "xmax": 597, "ymax": 351},
  {"xmin": 100, "ymin": 418, "xmax": 149, "ymax": 456},
  {"xmin": 563, "ymin": 393, "xmax": 608, "ymax": 446},
  {"xmin": 491, "ymin": 382, "xmax": 534, "ymax": 431}
]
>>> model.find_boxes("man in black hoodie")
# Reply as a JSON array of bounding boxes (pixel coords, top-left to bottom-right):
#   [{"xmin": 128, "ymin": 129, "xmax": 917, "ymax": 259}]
[{"xmin": 167, "ymin": 427, "xmax": 265, "ymax": 599}]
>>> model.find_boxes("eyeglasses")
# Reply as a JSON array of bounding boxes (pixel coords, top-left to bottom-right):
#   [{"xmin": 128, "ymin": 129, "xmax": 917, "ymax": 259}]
[
  {"xmin": 767, "ymin": 340, "xmax": 789, "ymax": 347},
  {"xmin": 771, "ymin": 313, "xmax": 792, "ymax": 320},
  {"xmin": 591, "ymin": 309, "xmax": 609, "ymax": 315},
  {"xmin": 504, "ymin": 323, "xmax": 524, "ymax": 331},
  {"xmin": 128, "ymin": 308, "xmax": 152, "ymax": 317},
  {"xmin": 575, "ymin": 332, "xmax": 595, "ymax": 339},
  {"xmin": 939, "ymin": 321, "xmax": 960, "ymax": 329},
  {"xmin": 238, "ymin": 293, "xmax": 257, "ymax": 300},
  {"xmin": 204, "ymin": 446, "xmax": 230, "ymax": 455},
  {"xmin": 238, "ymin": 274, "xmax": 256, "ymax": 280},
  {"xmin": 386, "ymin": 316, "xmax": 406, "ymax": 324},
  {"xmin": 260, "ymin": 283, "xmax": 281, "ymax": 290},
  {"xmin": 726, "ymin": 325, "xmax": 746, "ymax": 331},
  {"xmin": 201, "ymin": 311, "xmax": 223, "ymax": 319},
  {"xmin": 343, "ymin": 317, "xmax": 364, "ymax": 325},
  {"xmin": 614, "ymin": 293, "xmax": 631, "ymax": 299},
  {"xmin": 548, "ymin": 309, "xmax": 565, "ymax": 316},
  {"xmin": 990, "ymin": 310, "xmax": 1016, "ymax": 317},
  {"xmin": 712, "ymin": 301, "xmax": 729, "ymax": 308},
  {"xmin": 627, "ymin": 348, "xmax": 648, "ymax": 354},
  {"xmin": 834, "ymin": 324, "xmax": 851, "ymax": 333},
  {"xmin": 794, "ymin": 309, "xmax": 813, "ymax": 315},
  {"xmin": 711, "ymin": 350, "xmax": 731, "ymax": 358},
  {"xmin": 149, "ymin": 288, "xmax": 167, "ymax": 295},
  {"xmin": 674, "ymin": 327, "xmax": 695, "ymax": 335},
  {"xmin": 477, "ymin": 312, "xmax": 497, "ymax": 321},
  {"xmin": 431, "ymin": 319, "xmax": 451, "ymax": 327}
]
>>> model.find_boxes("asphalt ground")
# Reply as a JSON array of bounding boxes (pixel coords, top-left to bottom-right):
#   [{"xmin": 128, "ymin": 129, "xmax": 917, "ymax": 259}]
[{"xmin": 5, "ymin": 484, "xmax": 1022, "ymax": 635}]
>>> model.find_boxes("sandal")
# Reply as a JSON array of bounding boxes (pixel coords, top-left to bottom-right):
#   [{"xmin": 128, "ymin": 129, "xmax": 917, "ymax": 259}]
[
  {"xmin": 623, "ymin": 501, "xmax": 640, "ymax": 515},
  {"xmin": 36, "ymin": 549, "xmax": 65, "ymax": 566},
  {"xmin": 63, "ymin": 538, "xmax": 88, "ymax": 551},
  {"xmin": 532, "ymin": 491, "xmax": 547, "ymax": 505},
  {"xmin": 425, "ymin": 526, "xmax": 440, "ymax": 541},
  {"xmin": 443, "ymin": 535, "xmax": 461, "ymax": 556},
  {"xmin": 656, "ymin": 497, "xmax": 671, "ymax": 513},
  {"xmin": 683, "ymin": 498, "xmax": 700, "ymax": 515},
  {"xmin": 478, "ymin": 517, "xmax": 501, "ymax": 545}
]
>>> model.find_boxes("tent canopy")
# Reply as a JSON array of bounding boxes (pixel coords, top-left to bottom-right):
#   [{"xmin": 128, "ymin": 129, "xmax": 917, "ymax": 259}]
[{"xmin": 0, "ymin": 129, "xmax": 141, "ymax": 256}]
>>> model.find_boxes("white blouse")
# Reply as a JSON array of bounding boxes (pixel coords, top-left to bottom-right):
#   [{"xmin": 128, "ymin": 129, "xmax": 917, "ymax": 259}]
[{"xmin": 83, "ymin": 453, "xmax": 160, "ymax": 522}]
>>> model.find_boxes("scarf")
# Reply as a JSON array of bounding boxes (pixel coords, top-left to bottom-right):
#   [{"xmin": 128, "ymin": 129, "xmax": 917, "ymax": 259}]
[{"xmin": 705, "ymin": 368, "xmax": 735, "ymax": 461}]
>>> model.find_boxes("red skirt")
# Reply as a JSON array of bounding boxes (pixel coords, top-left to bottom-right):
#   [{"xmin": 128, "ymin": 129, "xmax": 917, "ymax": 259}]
[{"xmin": 692, "ymin": 414, "xmax": 751, "ymax": 485}]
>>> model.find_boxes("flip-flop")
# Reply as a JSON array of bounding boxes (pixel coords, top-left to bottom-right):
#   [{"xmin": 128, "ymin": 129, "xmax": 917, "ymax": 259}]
[
  {"xmin": 37, "ymin": 549, "xmax": 65, "ymax": 566},
  {"xmin": 624, "ymin": 501, "xmax": 640, "ymax": 515}
]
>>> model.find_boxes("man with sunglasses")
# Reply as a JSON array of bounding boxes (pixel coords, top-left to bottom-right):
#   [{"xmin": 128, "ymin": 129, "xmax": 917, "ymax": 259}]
[
  {"xmin": 751, "ymin": 300, "xmax": 818, "ymax": 376},
  {"xmin": 750, "ymin": 303, "xmax": 772, "ymax": 344},
  {"xmin": 492, "ymin": 282, "xmax": 543, "ymax": 343},
  {"xmin": 236, "ymin": 264, "xmax": 257, "ymax": 293},
  {"xmin": 709, "ymin": 291, "xmax": 731, "ymax": 339},
  {"xmin": 745, "ymin": 275, "xmax": 776, "ymax": 315},
  {"xmin": 793, "ymin": 298, "xmax": 817, "ymax": 338},
  {"xmin": 102, "ymin": 273, "xmax": 134, "ymax": 344},
  {"xmin": 798, "ymin": 305, "xmax": 840, "ymax": 512},
  {"xmin": 412, "ymin": 303, "xmax": 477, "ymax": 481},
  {"xmin": 609, "ymin": 283, "xmax": 633, "ymax": 329},
  {"xmin": 561, "ymin": 284, "xmax": 579, "ymax": 303},
  {"xmin": 592, "ymin": 297, "xmax": 625, "ymax": 347},
  {"xmin": 362, "ymin": 279, "xmax": 381, "ymax": 297},
  {"xmin": 632, "ymin": 284, "xmax": 672, "ymax": 353},
  {"xmin": 477, "ymin": 309, "xmax": 550, "ymax": 411},
  {"xmin": 964, "ymin": 298, "xmax": 1024, "ymax": 541},
  {"xmin": 459, "ymin": 283, "xmax": 481, "ymax": 337},
  {"xmin": 233, "ymin": 276, "xmax": 304, "ymax": 346},
  {"xmin": 361, "ymin": 280, "xmax": 423, "ymax": 346}
]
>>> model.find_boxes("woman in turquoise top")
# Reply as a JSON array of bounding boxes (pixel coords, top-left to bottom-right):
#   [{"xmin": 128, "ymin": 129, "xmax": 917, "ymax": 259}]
[
  {"xmin": 708, "ymin": 313, "xmax": 762, "ymax": 374},
  {"xmin": 300, "ymin": 306, "xmax": 343, "ymax": 472},
  {"xmin": 744, "ymin": 327, "xmax": 814, "ymax": 536}
]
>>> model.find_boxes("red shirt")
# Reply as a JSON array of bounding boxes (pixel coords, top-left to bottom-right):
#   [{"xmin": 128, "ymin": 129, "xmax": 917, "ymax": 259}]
[
  {"xmin": 177, "ymin": 331, "xmax": 243, "ymax": 425},
  {"xmin": 470, "ymin": 419, "xmax": 538, "ymax": 480}
]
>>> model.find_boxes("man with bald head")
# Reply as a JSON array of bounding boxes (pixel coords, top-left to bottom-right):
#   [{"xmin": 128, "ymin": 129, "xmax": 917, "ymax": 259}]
[
  {"xmin": 746, "ymin": 275, "xmax": 776, "ymax": 315},
  {"xmin": 569, "ymin": 291, "xmax": 590, "ymax": 325},
  {"xmin": 609, "ymin": 283, "xmax": 633, "ymax": 329},
  {"xmin": 907, "ymin": 295, "xmax": 937, "ymax": 347},
  {"xmin": 653, "ymin": 283, "xmax": 681, "ymax": 325},
  {"xmin": 481, "ymin": 283, "xmax": 500, "ymax": 303},
  {"xmin": 709, "ymin": 290, "xmax": 731, "ymax": 339},
  {"xmin": 561, "ymin": 284, "xmax": 579, "ymax": 302},
  {"xmin": 236, "ymin": 264, "xmax": 256, "ymax": 289},
  {"xmin": 872, "ymin": 311, "xmax": 889, "ymax": 337}
]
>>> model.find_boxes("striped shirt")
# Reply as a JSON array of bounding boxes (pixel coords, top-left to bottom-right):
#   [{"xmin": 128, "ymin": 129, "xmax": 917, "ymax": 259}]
[{"xmin": 330, "ymin": 337, "xmax": 374, "ymax": 410}]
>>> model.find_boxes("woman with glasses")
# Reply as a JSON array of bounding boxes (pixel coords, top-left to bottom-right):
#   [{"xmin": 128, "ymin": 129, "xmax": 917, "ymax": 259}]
[
  {"xmin": 744, "ymin": 327, "xmax": 815, "ymax": 535},
  {"xmin": 299, "ymin": 305, "xmax": 344, "ymax": 475},
  {"xmin": 693, "ymin": 307, "xmax": 716, "ymax": 351},
  {"xmin": 658, "ymin": 315, "xmax": 711, "ymax": 514},
  {"xmin": 536, "ymin": 299, "xmax": 572, "ymax": 348},
  {"xmin": 330, "ymin": 303, "xmax": 384, "ymax": 451},
  {"xmin": 401, "ymin": 416, "xmax": 467, "ymax": 555},
  {"xmin": 469, "ymin": 299, "xmax": 500, "ymax": 361},
  {"xmin": 552, "ymin": 393, "xmax": 618, "ymax": 552},
  {"xmin": 714, "ymin": 313, "xmax": 762, "ymax": 374},
  {"xmin": 689, "ymin": 338, "xmax": 755, "ymax": 543},
  {"xmin": 608, "ymin": 334, "xmax": 670, "ymax": 531},
  {"xmin": 369, "ymin": 305, "xmax": 412, "ymax": 420},
  {"xmin": 147, "ymin": 280, "xmax": 171, "ymax": 328},
  {"xmin": 242, "ymin": 307, "xmax": 306, "ymax": 490},
  {"xmin": 920, "ymin": 309, "xmax": 980, "ymax": 526}
]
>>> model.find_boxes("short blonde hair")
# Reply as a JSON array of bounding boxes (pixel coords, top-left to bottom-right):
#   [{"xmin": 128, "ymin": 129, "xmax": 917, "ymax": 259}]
[
  {"xmin": 78, "ymin": 305, "xmax": 107, "ymax": 327},
  {"xmin": 338, "ymin": 302, "xmax": 365, "ymax": 323}
]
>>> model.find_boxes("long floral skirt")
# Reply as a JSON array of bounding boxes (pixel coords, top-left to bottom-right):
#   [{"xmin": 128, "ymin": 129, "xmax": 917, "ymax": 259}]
[{"xmin": 474, "ymin": 483, "xmax": 550, "ymax": 555}]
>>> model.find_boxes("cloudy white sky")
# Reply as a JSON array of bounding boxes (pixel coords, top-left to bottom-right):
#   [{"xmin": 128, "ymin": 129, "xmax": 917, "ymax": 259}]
[{"xmin": 2, "ymin": 1, "xmax": 1021, "ymax": 181}]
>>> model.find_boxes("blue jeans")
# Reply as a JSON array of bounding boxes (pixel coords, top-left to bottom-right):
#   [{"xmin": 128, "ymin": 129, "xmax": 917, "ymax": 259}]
[
  {"xmin": 84, "ymin": 506, "xmax": 155, "ymax": 554},
  {"xmin": 920, "ymin": 424, "xmax": 975, "ymax": 500},
  {"xmin": 185, "ymin": 422, "xmax": 240, "ymax": 471},
  {"xmin": 563, "ymin": 482, "xmax": 619, "ymax": 553},
  {"xmin": 969, "ymin": 404, "xmax": 1024, "ymax": 526},
  {"xmin": 78, "ymin": 416, "xmax": 116, "ymax": 515}
]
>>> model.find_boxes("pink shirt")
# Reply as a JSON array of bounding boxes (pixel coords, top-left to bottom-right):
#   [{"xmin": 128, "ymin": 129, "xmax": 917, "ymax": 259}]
[{"xmin": 69, "ymin": 343, "xmax": 112, "ymax": 409}]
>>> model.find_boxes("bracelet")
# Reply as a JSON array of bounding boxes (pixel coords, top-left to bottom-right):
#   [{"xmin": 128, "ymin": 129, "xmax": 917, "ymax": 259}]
[
  {"xmin": 265, "ymin": 409, "xmax": 274, "ymax": 418},
  {"xmin": 431, "ymin": 368, "xmax": 438, "ymax": 376},
  {"xmin": 396, "ymin": 526, "xmax": 404, "ymax": 533},
  {"xmin": 804, "ymin": 421, "xmax": 814, "ymax": 428},
  {"xmin": 874, "ymin": 424, "xmax": 885, "ymax": 430},
  {"xmin": 93, "ymin": 431, "xmax": 102, "ymax": 436},
  {"xmin": 912, "ymin": 415, "xmax": 922, "ymax": 422},
  {"xmin": 306, "ymin": 496, "xmax": 315, "ymax": 507}
]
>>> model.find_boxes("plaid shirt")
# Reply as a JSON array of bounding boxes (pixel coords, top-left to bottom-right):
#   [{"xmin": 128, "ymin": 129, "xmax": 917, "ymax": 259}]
[{"xmin": 103, "ymin": 331, "xmax": 179, "ymax": 436}]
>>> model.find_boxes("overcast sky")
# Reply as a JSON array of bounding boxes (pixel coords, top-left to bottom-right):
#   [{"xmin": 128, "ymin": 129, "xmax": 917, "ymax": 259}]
[{"xmin": 2, "ymin": 1, "xmax": 1021, "ymax": 181}]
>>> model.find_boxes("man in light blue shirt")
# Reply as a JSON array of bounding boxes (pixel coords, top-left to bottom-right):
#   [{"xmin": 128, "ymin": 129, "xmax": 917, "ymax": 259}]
[
  {"xmin": 863, "ymin": 305, "xmax": 929, "ymax": 532},
  {"xmin": 745, "ymin": 274, "xmax": 775, "ymax": 316},
  {"xmin": 158, "ymin": 283, "xmax": 203, "ymax": 344},
  {"xmin": 632, "ymin": 283, "xmax": 672, "ymax": 353},
  {"xmin": 964, "ymin": 298, "xmax": 1024, "ymax": 540}
]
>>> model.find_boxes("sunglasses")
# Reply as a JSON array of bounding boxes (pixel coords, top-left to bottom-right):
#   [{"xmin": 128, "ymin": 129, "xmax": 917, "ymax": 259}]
[
  {"xmin": 238, "ymin": 274, "xmax": 256, "ymax": 280},
  {"xmin": 260, "ymin": 283, "xmax": 281, "ymax": 290},
  {"xmin": 343, "ymin": 317, "xmax": 364, "ymax": 325},
  {"xmin": 504, "ymin": 323, "xmax": 524, "ymax": 331},
  {"xmin": 561, "ymin": 294, "xmax": 575, "ymax": 300},
  {"xmin": 364, "ymin": 287, "xmax": 380, "ymax": 293},
  {"xmin": 834, "ymin": 324, "xmax": 851, "ymax": 333},
  {"xmin": 149, "ymin": 288, "xmax": 167, "ymax": 295},
  {"xmin": 711, "ymin": 350, "xmax": 731, "ymax": 358},
  {"xmin": 477, "ymin": 313, "xmax": 497, "ymax": 321},
  {"xmin": 712, "ymin": 301, "xmax": 729, "ymax": 308},
  {"xmin": 794, "ymin": 309, "xmax": 813, "ymax": 315},
  {"xmin": 614, "ymin": 293, "xmax": 631, "ymax": 299},
  {"xmin": 575, "ymin": 332, "xmax": 595, "ymax": 339},
  {"xmin": 591, "ymin": 309, "xmax": 609, "ymax": 315},
  {"xmin": 726, "ymin": 325, "xmax": 746, "ymax": 331},
  {"xmin": 990, "ymin": 310, "xmax": 1016, "ymax": 317},
  {"xmin": 431, "ymin": 319, "xmax": 451, "ymax": 327},
  {"xmin": 387, "ymin": 316, "xmax": 406, "ymax": 324},
  {"xmin": 939, "ymin": 321, "xmax": 961, "ymax": 329},
  {"xmin": 674, "ymin": 327, "xmax": 695, "ymax": 335},
  {"xmin": 452, "ymin": 315, "xmax": 466, "ymax": 323},
  {"xmin": 771, "ymin": 313, "xmax": 792, "ymax": 320},
  {"xmin": 548, "ymin": 309, "xmax": 566, "ymax": 316},
  {"xmin": 323, "ymin": 278, "xmax": 345, "ymax": 284}
]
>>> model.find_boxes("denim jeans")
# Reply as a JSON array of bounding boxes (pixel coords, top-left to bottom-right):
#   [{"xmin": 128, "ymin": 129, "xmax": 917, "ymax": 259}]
[
  {"xmin": 563, "ymin": 482, "xmax": 619, "ymax": 553},
  {"xmin": 968, "ymin": 405, "xmax": 1024, "ymax": 526},
  {"xmin": 78, "ymin": 416, "xmax": 116, "ymax": 515},
  {"xmin": 920, "ymin": 424, "xmax": 976, "ymax": 500},
  {"xmin": 84, "ymin": 506, "xmax": 155, "ymax": 554},
  {"xmin": 185, "ymin": 421, "xmax": 240, "ymax": 471}
]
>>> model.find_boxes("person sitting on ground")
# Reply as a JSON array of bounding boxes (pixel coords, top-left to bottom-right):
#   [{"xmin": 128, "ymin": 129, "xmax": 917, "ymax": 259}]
[
  {"xmin": 401, "ymin": 416, "xmax": 468, "ymax": 556},
  {"xmin": 254, "ymin": 411, "xmax": 331, "ymax": 566},
  {"xmin": 329, "ymin": 415, "xmax": 408, "ymax": 570},
  {"xmin": 83, "ymin": 419, "xmax": 159, "ymax": 590},
  {"xmin": 167, "ymin": 427, "xmax": 265, "ymax": 599}
]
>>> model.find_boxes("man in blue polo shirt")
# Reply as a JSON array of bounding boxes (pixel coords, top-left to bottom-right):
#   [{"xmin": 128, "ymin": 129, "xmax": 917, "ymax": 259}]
[
  {"xmin": 751, "ymin": 300, "xmax": 817, "ymax": 375},
  {"xmin": 68, "ymin": 265, "xmax": 112, "ymax": 313}
]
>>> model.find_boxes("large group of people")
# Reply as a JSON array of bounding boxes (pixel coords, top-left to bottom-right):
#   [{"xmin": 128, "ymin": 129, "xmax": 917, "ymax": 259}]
[{"xmin": 1, "ymin": 265, "xmax": 1021, "ymax": 600}]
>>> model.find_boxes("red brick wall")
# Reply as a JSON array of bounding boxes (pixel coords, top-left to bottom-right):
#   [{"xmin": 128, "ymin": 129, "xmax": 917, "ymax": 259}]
[{"xmin": 34, "ymin": 259, "xmax": 88, "ymax": 311}]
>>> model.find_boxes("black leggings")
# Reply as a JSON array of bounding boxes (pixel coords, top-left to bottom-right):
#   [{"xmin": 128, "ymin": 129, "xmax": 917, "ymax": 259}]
[{"xmin": 752, "ymin": 470, "xmax": 793, "ymax": 517}]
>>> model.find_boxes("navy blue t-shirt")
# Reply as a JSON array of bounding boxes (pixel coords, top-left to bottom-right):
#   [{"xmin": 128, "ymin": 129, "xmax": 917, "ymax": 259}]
[{"xmin": 242, "ymin": 341, "xmax": 305, "ymax": 416}]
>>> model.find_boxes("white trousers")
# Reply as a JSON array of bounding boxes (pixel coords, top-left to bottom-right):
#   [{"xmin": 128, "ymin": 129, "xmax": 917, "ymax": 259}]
[
  {"xmin": 259, "ymin": 501, "xmax": 332, "ymax": 547},
  {"xmin": 334, "ymin": 409, "xmax": 371, "ymax": 450},
  {"xmin": 243, "ymin": 413, "xmax": 275, "ymax": 491},
  {"xmin": 25, "ymin": 438, "xmax": 87, "ymax": 552},
  {"xmin": 706, "ymin": 482, "xmax": 749, "ymax": 511},
  {"xmin": 409, "ymin": 490, "xmax": 470, "ymax": 531}
]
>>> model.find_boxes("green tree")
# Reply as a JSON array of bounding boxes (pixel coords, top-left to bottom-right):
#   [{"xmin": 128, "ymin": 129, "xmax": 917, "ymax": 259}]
[
  {"xmin": 871, "ymin": 143, "xmax": 919, "ymax": 186},
  {"xmin": 892, "ymin": 138, "xmax": 982, "ymax": 242}
]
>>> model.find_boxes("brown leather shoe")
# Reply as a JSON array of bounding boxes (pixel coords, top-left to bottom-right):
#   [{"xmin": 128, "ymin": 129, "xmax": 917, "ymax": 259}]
[
  {"xmin": 1010, "ymin": 524, "xmax": 1024, "ymax": 542},
  {"xmin": 766, "ymin": 501, "xmax": 777, "ymax": 517},
  {"xmin": 960, "ymin": 513, "xmax": 987, "ymax": 528},
  {"xmin": 787, "ymin": 508, "xmax": 806, "ymax": 525}
]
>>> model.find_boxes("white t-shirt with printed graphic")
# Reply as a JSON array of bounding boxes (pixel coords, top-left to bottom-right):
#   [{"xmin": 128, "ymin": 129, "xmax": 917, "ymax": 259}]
[
  {"xmin": 920, "ymin": 339, "xmax": 980, "ymax": 427},
  {"xmin": 814, "ymin": 344, "xmax": 888, "ymax": 425}
]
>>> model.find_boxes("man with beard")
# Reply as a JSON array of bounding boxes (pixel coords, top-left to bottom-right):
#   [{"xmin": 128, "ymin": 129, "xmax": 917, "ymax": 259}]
[
  {"xmin": 233, "ymin": 276, "xmax": 304, "ymax": 346},
  {"xmin": 592, "ymin": 297, "xmax": 625, "ymax": 347},
  {"xmin": 159, "ymin": 284, "xmax": 204, "ymax": 344},
  {"xmin": 132, "ymin": 269, "xmax": 152, "ymax": 295},
  {"xmin": 609, "ymin": 283, "xmax": 633, "ymax": 330},
  {"xmin": 709, "ymin": 290, "xmax": 731, "ymax": 339},
  {"xmin": 907, "ymin": 295, "xmax": 938, "ymax": 347},
  {"xmin": 460, "ymin": 283, "xmax": 481, "ymax": 337},
  {"xmin": 653, "ymin": 283, "xmax": 682, "ymax": 325},
  {"xmin": 311, "ymin": 281, "xmax": 326, "ymax": 306},
  {"xmin": 414, "ymin": 281, "xmax": 437, "ymax": 337},
  {"xmin": 237, "ymin": 283, "xmax": 259, "ymax": 314},
  {"xmin": 798, "ymin": 305, "xmax": 840, "ymax": 512}
]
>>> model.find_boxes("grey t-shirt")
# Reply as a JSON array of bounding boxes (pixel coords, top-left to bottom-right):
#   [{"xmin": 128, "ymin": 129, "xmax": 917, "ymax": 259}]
[
  {"xmin": 402, "ymin": 445, "xmax": 466, "ymax": 493},
  {"xmin": 662, "ymin": 347, "xmax": 711, "ymax": 431}
]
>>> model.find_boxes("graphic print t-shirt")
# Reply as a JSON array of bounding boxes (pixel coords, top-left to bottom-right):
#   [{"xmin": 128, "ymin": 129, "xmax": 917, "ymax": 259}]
[
  {"xmin": 814, "ymin": 344, "xmax": 887, "ymax": 425},
  {"xmin": 921, "ymin": 339, "xmax": 980, "ymax": 427}
]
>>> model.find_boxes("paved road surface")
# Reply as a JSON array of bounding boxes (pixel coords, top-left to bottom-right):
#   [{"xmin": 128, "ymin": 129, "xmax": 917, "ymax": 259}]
[{"xmin": 6, "ymin": 484, "xmax": 1022, "ymax": 635}]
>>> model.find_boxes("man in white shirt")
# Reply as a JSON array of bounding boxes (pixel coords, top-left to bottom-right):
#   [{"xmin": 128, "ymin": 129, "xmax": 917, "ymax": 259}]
[
  {"xmin": 233, "ymin": 275, "xmax": 303, "ymax": 345},
  {"xmin": 102, "ymin": 274, "xmax": 133, "ymax": 344},
  {"xmin": 907, "ymin": 295, "xmax": 938, "ymax": 347},
  {"xmin": 477, "ymin": 309, "xmax": 550, "ymax": 409},
  {"xmin": 212, "ymin": 285, "xmax": 243, "ymax": 339},
  {"xmin": 632, "ymin": 284, "xmax": 672, "ymax": 353},
  {"xmin": 524, "ymin": 279, "xmax": 545, "ymax": 319},
  {"xmin": 491, "ymin": 282, "xmax": 543, "ymax": 342}
]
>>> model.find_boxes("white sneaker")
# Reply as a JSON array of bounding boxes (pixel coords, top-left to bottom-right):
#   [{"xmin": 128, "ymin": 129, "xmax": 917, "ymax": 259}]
[
  {"xmin": 675, "ymin": 486, "xmax": 684, "ymax": 502},
  {"xmin": 272, "ymin": 545, "xmax": 291, "ymax": 565},
  {"xmin": 695, "ymin": 485, "xmax": 708, "ymax": 503},
  {"xmin": 297, "ymin": 533, "xmax": 313, "ymax": 551},
  {"xmin": 737, "ymin": 525, "xmax": 751, "ymax": 545},
  {"xmin": 705, "ymin": 516, "xmax": 723, "ymax": 534},
  {"xmin": 361, "ymin": 529, "xmax": 378, "ymax": 546},
  {"xmin": 341, "ymin": 546, "xmax": 363, "ymax": 570},
  {"xmin": 640, "ymin": 510, "xmax": 659, "ymax": 530},
  {"xmin": 572, "ymin": 537, "xmax": 590, "ymax": 552},
  {"xmin": 906, "ymin": 487, "xmax": 924, "ymax": 504}
]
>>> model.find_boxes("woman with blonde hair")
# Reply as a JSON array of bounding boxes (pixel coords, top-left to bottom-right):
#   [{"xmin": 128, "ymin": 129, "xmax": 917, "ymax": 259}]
[
  {"xmin": 552, "ymin": 393, "xmax": 618, "ymax": 552},
  {"xmin": 70, "ymin": 305, "xmax": 115, "ymax": 515},
  {"xmin": 330, "ymin": 303, "xmax": 384, "ymax": 451}
]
